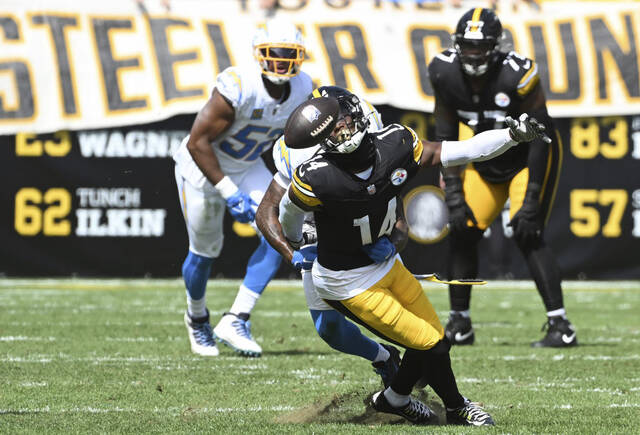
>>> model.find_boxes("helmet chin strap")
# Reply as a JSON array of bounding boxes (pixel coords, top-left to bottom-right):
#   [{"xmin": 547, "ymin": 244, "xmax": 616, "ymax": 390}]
[
  {"xmin": 327, "ymin": 138, "xmax": 375, "ymax": 172},
  {"xmin": 264, "ymin": 74, "xmax": 290, "ymax": 85}
]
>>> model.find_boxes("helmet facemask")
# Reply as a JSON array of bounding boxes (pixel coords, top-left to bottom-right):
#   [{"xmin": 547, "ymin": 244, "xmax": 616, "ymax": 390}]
[
  {"xmin": 321, "ymin": 95, "xmax": 369, "ymax": 154},
  {"xmin": 254, "ymin": 44, "xmax": 305, "ymax": 84},
  {"xmin": 253, "ymin": 20, "xmax": 306, "ymax": 85},
  {"xmin": 454, "ymin": 38, "xmax": 498, "ymax": 76}
]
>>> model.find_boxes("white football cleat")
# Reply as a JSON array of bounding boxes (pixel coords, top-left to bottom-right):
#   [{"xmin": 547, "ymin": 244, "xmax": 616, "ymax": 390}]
[
  {"xmin": 213, "ymin": 312, "xmax": 262, "ymax": 357},
  {"xmin": 184, "ymin": 310, "xmax": 219, "ymax": 356}
]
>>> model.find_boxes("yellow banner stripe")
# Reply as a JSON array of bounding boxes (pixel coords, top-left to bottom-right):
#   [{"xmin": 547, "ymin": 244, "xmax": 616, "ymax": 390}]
[{"xmin": 312, "ymin": 88, "xmax": 322, "ymax": 98}]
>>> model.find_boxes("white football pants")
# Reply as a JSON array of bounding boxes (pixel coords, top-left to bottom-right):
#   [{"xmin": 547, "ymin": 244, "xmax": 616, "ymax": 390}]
[{"xmin": 174, "ymin": 160, "xmax": 273, "ymax": 258}]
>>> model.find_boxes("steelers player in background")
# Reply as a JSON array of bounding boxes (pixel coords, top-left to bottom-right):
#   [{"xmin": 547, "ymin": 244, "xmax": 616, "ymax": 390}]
[
  {"xmin": 269, "ymin": 90, "xmax": 550, "ymax": 425},
  {"xmin": 428, "ymin": 8, "xmax": 577, "ymax": 348}
]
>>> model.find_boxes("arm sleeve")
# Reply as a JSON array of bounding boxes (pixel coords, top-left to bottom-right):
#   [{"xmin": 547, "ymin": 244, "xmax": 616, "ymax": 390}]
[
  {"xmin": 441, "ymin": 128, "xmax": 516, "ymax": 168},
  {"xmin": 279, "ymin": 189, "xmax": 306, "ymax": 244}
]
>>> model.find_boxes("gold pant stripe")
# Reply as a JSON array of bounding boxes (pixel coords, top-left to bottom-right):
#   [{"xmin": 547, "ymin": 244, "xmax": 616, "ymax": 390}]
[
  {"xmin": 540, "ymin": 131, "xmax": 563, "ymax": 225},
  {"xmin": 328, "ymin": 261, "xmax": 444, "ymax": 350}
]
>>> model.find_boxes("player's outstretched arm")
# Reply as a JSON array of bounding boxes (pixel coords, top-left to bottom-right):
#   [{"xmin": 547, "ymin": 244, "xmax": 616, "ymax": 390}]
[
  {"xmin": 256, "ymin": 179, "xmax": 295, "ymax": 262},
  {"xmin": 418, "ymin": 113, "xmax": 551, "ymax": 169}
]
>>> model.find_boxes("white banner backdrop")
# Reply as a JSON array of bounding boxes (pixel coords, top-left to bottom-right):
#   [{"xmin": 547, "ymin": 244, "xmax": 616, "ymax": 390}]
[{"xmin": 1, "ymin": 0, "xmax": 639, "ymax": 134}]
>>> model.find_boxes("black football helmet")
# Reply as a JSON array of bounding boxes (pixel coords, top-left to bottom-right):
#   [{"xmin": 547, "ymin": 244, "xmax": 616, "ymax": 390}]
[
  {"xmin": 309, "ymin": 86, "xmax": 369, "ymax": 154},
  {"xmin": 452, "ymin": 8, "xmax": 503, "ymax": 76}
]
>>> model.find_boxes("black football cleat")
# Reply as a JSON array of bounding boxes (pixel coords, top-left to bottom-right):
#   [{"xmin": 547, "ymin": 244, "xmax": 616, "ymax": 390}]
[
  {"xmin": 531, "ymin": 316, "xmax": 578, "ymax": 348},
  {"xmin": 447, "ymin": 398, "xmax": 495, "ymax": 426},
  {"xmin": 372, "ymin": 390, "xmax": 438, "ymax": 425},
  {"xmin": 372, "ymin": 343, "xmax": 401, "ymax": 388},
  {"xmin": 445, "ymin": 313, "xmax": 475, "ymax": 345}
]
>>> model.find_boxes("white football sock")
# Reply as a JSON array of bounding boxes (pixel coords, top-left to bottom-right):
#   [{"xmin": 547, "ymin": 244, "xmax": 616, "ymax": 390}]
[
  {"xmin": 373, "ymin": 343, "xmax": 390, "ymax": 363},
  {"xmin": 187, "ymin": 294, "xmax": 207, "ymax": 319},
  {"xmin": 383, "ymin": 387, "xmax": 410, "ymax": 407},
  {"xmin": 452, "ymin": 310, "xmax": 470, "ymax": 318},
  {"xmin": 229, "ymin": 285, "xmax": 260, "ymax": 315},
  {"xmin": 547, "ymin": 308, "xmax": 566, "ymax": 319}
]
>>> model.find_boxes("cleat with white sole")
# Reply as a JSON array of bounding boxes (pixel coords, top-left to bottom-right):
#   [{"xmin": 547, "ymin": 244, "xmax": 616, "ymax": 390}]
[
  {"xmin": 213, "ymin": 312, "xmax": 262, "ymax": 357},
  {"xmin": 184, "ymin": 309, "xmax": 219, "ymax": 356},
  {"xmin": 447, "ymin": 398, "xmax": 495, "ymax": 426}
]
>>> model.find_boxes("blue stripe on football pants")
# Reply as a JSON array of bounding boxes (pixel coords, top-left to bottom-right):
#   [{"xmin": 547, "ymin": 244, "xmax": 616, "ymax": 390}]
[
  {"xmin": 310, "ymin": 309, "xmax": 379, "ymax": 361},
  {"xmin": 241, "ymin": 236, "xmax": 283, "ymax": 295},
  {"xmin": 182, "ymin": 251, "xmax": 214, "ymax": 300}
]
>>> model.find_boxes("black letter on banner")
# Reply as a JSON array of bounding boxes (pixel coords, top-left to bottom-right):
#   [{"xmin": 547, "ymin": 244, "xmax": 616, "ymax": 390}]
[
  {"xmin": 318, "ymin": 25, "xmax": 379, "ymax": 90},
  {"xmin": 148, "ymin": 18, "xmax": 203, "ymax": 102},
  {"xmin": 93, "ymin": 18, "xmax": 147, "ymax": 111},
  {"xmin": 205, "ymin": 23, "xmax": 232, "ymax": 74},
  {"xmin": 530, "ymin": 23, "xmax": 580, "ymax": 100},
  {"xmin": 409, "ymin": 28, "xmax": 450, "ymax": 96},
  {"xmin": 0, "ymin": 16, "xmax": 19, "ymax": 39},
  {"xmin": 31, "ymin": 15, "xmax": 78, "ymax": 115},
  {"xmin": 590, "ymin": 15, "xmax": 640, "ymax": 99},
  {"xmin": 0, "ymin": 62, "xmax": 35, "ymax": 119}
]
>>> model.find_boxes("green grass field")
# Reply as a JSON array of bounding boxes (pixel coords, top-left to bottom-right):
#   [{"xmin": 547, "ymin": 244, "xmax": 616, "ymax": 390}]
[{"xmin": 1, "ymin": 279, "xmax": 639, "ymax": 434}]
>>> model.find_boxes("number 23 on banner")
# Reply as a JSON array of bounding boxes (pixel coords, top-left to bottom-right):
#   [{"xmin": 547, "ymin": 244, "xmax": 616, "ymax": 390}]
[{"xmin": 14, "ymin": 188, "xmax": 71, "ymax": 236}]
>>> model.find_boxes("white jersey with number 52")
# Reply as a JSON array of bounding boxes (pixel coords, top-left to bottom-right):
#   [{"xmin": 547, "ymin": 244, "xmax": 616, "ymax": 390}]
[{"xmin": 174, "ymin": 65, "xmax": 313, "ymax": 188}]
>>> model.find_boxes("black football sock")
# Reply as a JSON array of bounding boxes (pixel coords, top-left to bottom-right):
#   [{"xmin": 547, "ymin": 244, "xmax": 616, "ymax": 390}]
[
  {"xmin": 389, "ymin": 348, "xmax": 423, "ymax": 395},
  {"xmin": 447, "ymin": 232, "xmax": 480, "ymax": 312},
  {"xmin": 521, "ymin": 242, "xmax": 564, "ymax": 311},
  {"xmin": 419, "ymin": 340, "xmax": 465, "ymax": 409}
]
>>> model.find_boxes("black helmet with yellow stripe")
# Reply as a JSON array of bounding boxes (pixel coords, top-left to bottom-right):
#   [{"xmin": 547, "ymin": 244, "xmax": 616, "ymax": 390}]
[{"xmin": 452, "ymin": 8, "xmax": 503, "ymax": 76}]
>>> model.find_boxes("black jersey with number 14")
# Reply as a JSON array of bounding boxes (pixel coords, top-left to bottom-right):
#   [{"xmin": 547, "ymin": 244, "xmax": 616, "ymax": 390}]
[{"xmin": 291, "ymin": 124, "xmax": 422, "ymax": 270}]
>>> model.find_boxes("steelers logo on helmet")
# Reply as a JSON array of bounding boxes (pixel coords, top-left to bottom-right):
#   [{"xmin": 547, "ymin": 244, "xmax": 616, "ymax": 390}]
[
  {"xmin": 253, "ymin": 19, "xmax": 306, "ymax": 85},
  {"xmin": 390, "ymin": 168, "xmax": 408, "ymax": 186},
  {"xmin": 452, "ymin": 7, "xmax": 503, "ymax": 77},
  {"xmin": 321, "ymin": 91, "xmax": 369, "ymax": 154}
]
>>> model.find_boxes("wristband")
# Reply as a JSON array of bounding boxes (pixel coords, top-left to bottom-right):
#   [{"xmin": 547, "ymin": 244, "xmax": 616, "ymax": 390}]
[{"xmin": 215, "ymin": 176, "xmax": 238, "ymax": 200}]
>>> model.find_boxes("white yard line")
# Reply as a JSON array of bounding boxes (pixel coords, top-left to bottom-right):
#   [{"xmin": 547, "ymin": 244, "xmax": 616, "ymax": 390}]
[{"xmin": 0, "ymin": 278, "xmax": 639, "ymax": 291}]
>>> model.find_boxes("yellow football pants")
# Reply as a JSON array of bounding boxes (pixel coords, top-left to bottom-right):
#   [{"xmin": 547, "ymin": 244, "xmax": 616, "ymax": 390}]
[{"xmin": 329, "ymin": 260, "xmax": 444, "ymax": 351}]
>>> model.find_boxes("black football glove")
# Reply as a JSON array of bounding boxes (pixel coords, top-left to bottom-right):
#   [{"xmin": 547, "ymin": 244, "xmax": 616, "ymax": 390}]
[
  {"xmin": 508, "ymin": 183, "xmax": 542, "ymax": 248},
  {"xmin": 505, "ymin": 113, "xmax": 552, "ymax": 144},
  {"xmin": 444, "ymin": 175, "xmax": 477, "ymax": 234}
]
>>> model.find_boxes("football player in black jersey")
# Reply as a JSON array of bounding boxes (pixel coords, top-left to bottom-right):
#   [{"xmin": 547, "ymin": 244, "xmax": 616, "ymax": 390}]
[
  {"xmin": 428, "ymin": 7, "xmax": 577, "ymax": 348},
  {"xmin": 264, "ymin": 90, "xmax": 549, "ymax": 426}
]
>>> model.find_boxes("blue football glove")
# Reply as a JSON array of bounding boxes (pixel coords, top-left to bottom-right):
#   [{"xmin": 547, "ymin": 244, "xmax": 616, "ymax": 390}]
[
  {"xmin": 362, "ymin": 236, "xmax": 397, "ymax": 263},
  {"xmin": 291, "ymin": 245, "xmax": 318, "ymax": 271},
  {"xmin": 225, "ymin": 190, "xmax": 257, "ymax": 223}
]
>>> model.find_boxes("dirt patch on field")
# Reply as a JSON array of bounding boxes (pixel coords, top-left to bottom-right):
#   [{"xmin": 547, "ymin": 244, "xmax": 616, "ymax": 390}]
[{"xmin": 274, "ymin": 389, "xmax": 444, "ymax": 426}]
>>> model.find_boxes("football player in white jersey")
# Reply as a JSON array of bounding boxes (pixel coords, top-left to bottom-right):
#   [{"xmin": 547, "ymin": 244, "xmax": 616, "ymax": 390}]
[
  {"xmin": 257, "ymin": 86, "xmax": 401, "ymax": 387},
  {"xmin": 173, "ymin": 19, "xmax": 312, "ymax": 357}
]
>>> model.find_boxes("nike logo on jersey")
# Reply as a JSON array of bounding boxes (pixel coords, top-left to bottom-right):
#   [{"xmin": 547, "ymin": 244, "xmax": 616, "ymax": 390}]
[
  {"xmin": 561, "ymin": 333, "xmax": 576, "ymax": 344},
  {"xmin": 454, "ymin": 330, "xmax": 474, "ymax": 342}
]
